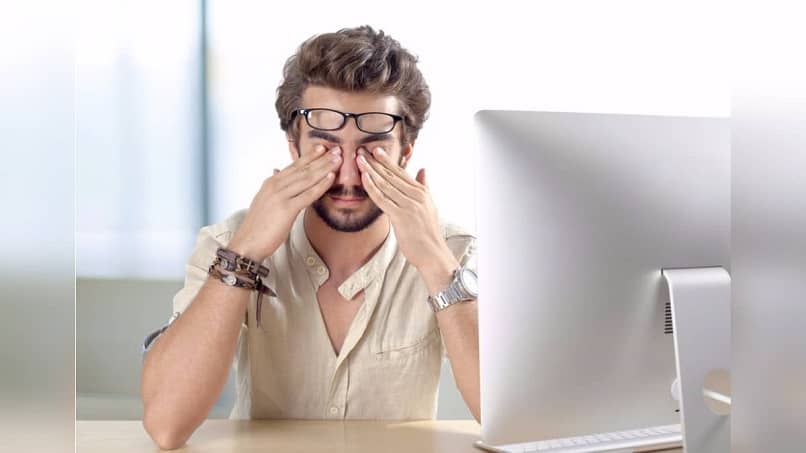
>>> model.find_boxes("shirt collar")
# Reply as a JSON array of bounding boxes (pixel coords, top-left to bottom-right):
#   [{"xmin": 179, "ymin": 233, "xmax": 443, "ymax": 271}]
[{"xmin": 290, "ymin": 209, "xmax": 398, "ymax": 299}]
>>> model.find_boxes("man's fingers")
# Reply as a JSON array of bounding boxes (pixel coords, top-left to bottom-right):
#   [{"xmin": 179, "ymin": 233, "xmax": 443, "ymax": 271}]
[
  {"xmin": 281, "ymin": 151, "xmax": 341, "ymax": 196},
  {"xmin": 415, "ymin": 168, "xmax": 426, "ymax": 186},
  {"xmin": 278, "ymin": 144, "xmax": 330, "ymax": 176},
  {"xmin": 300, "ymin": 144, "xmax": 329, "ymax": 163},
  {"xmin": 360, "ymin": 147, "xmax": 419, "ymax": 194},
  {"xmin": 291, "ymin": 171, "xmax": 335, "ymax": 207},
  {"xmin": 297, "ymin": 145, "xmax": 338, "ymax": 168},
  {"xmin": 286, "ymin": 145, "xmax": 340, "ymax": 179},
  {"xmin": 357, "ymin": 150, "xmax": 419, "ymax": 204},
  {"xmin": 369, "ymin": 147, "xmax": 419, "ymax": 188},
  {"xmin": 361, "ymin": 169, "xmax": 400, "ymax": 213}
]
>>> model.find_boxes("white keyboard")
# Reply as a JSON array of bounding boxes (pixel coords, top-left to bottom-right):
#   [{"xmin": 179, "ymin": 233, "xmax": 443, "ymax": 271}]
[{"xmin": 474, "ymin": 424, "xmax": 682, "ymax": 453}]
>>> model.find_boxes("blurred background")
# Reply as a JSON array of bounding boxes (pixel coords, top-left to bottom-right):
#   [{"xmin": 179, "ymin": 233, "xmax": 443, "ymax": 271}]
[
  {"xmin": 74, "ymin": 0, "xmax": 730, "ymax": 421},
  {"xmin": 1, "ymin": 2, "xmax": 75, "ymax": 451}
]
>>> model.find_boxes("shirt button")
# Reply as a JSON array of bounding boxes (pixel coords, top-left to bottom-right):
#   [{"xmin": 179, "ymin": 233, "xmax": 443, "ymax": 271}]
[
  {"xmin": 329, "ymin": 406, "xmax": 339, "ymax": 415},
  {"xmin": 317, "ymin": 266, "xmax": 327, "ymax": 275},
  {"xmin": 305, "ymin": 256, "xmax": 316, "ymax": 266}
]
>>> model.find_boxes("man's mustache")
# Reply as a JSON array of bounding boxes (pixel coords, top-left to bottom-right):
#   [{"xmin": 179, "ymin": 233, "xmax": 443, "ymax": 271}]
[{"xmin": 326, "ymin": 185, "xmax": 369, "ymax": 199}]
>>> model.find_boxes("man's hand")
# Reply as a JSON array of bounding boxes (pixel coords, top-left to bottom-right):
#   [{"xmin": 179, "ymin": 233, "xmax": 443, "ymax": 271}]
[
  {"xmin": 356, "ymin": 146, "xmax": 481, "ymax": 421},
  {"xmin": 356, "ymin": 146, "xmax": 459, "ymax": 290},
  {"xmin": 228, "ymin": 145, "xmax": 343, "ymax": 262}
]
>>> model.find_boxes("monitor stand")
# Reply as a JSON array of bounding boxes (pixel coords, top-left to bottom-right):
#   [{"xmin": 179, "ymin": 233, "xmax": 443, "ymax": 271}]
[{"xmin": 662, "ymin": 267, "xmax": 731, "ymax": 453}]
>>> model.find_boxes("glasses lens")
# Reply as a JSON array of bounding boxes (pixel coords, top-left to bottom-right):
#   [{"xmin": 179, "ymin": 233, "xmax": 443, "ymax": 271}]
[
  {"xmin": 356, "ymin": 113, "xmax": 396, "ymax": 133},
  {"xmin": 306, "ymin": 109, "xmax": 345, "ymax": 130}
]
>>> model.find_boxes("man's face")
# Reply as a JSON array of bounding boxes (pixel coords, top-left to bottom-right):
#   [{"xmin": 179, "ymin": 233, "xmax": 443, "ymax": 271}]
[{"xmin": 290, "ymin": 85, "xmax": 413, "ymax": 233}]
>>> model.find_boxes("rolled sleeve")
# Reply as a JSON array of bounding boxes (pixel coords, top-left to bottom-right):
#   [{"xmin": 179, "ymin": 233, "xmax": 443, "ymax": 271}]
[
  {"xmin": 141, "ymin": 312, "xmax": 180, "ymax": 355},
  {"xmin": 141, "ymin": 224, "xmax": 230, "ymax": 359}
]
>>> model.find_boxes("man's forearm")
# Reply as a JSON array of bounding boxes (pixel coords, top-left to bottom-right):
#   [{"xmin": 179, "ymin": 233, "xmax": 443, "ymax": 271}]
[
  {"xmin": 141, "ymin": 278, "xmax": 248, "ymax": 449},
  {"xmin": 436, "ymin": 299, "xmax": 481, "ymax": 422},
  {"xmin": 420, "ymin": 250, "xmax": 481, "ymax": 423}
]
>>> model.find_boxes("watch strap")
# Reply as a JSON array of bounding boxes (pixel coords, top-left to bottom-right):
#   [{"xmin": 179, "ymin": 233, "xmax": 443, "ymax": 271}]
[{"xmin": 428, "ymin": 267, "xmax": 476, "ymax": 312}]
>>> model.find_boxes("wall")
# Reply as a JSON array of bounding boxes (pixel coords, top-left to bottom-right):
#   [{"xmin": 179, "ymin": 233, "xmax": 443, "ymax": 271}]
[{"xmin": 732, "ymin": 2, "xmax": 806, "ymax": 448}]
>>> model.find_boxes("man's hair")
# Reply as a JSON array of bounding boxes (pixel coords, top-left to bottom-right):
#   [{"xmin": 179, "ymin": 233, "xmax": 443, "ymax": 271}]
[{"xmin": 276, "ymin": 25, "xmax": 430, "ymax": 146}]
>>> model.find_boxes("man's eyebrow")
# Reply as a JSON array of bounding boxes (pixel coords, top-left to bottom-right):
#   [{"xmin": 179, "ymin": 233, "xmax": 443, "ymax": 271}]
[
  {"xmin": 358, "ymin": 133, "xmax": 394, "ymax": 144},
  {"xmin": 307, "ymin": 130, "xmax": 340, "ymax": 143},
  {"xmin": 307, "ymin": 129, "xmax": 394, "ymax": 145}
]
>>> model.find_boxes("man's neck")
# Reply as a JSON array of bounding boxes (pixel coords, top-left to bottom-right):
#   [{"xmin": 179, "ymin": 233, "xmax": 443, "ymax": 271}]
[{"xmin": 303, "ymin": 208, "xmax": 390, "ymax": 280}]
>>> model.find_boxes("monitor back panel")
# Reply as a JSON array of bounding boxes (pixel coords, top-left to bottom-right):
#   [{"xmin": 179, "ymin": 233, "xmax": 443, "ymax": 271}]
[{"xmin": 475, "ymin": 110, "xmax": 730, "ymax": 445}]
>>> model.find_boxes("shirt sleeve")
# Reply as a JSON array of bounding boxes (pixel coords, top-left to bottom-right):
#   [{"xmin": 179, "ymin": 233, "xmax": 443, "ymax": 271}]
[{"xmin": 141, "ymin": 224, "xmax": 235, "ymax": 357}]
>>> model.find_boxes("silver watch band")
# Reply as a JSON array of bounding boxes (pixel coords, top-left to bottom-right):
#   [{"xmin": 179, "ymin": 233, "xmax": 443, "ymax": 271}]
[{"xmin": 428, "ymin": 267, "xmax": 476, "ymax": 312}]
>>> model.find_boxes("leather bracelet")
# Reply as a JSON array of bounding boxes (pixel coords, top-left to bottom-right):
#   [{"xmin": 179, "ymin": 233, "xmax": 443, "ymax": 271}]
[
  {"xmin": 208, "ymin": 265, "xmax": 260, "ymax": 290},
  {"xmin": 208, "ymin": 265, "xmax": 276, "ymax": 328},
  {"xmin": 208, "ymin": 250, "xmax": 276, "ymax": 328},
  {"xmin": 208, "ymin": 265, "xmax": 275, "ymax": 296},
  {"xmin": 215, "ymin": 247, "xmax": 269, "ymax": 277}
]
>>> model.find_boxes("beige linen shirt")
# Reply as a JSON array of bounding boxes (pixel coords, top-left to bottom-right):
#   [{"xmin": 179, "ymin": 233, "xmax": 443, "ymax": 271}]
[{"xmin": 146, "ymin": 208, "xmax": 477, "ymax": 421}]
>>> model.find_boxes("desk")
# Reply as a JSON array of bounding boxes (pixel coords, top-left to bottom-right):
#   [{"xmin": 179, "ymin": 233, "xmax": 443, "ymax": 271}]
[
  {"xmin": 76, "ymin": 420, "xmax": 683, "ymax": 452},
  {"xmin": 77, "ymin": 419, "xmax": 481, "ymax": 453}
]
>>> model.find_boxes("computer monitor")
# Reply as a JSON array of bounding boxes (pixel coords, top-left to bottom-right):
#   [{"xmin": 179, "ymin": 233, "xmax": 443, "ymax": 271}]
[{"xmin": 474, "ymin": 110, "xmax": 730, "ymax": 446}]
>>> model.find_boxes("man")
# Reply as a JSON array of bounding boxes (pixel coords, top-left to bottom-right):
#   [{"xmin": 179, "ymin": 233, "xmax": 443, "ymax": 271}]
[{"xmin": 140, "ymin": 25, "xmax": 479, "ymax": 450}]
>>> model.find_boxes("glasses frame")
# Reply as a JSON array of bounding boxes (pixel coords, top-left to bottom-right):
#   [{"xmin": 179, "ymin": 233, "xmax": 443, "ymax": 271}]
[{"xmin": 292, "ymin": 108, "xmax": 404, "ymax": 135}]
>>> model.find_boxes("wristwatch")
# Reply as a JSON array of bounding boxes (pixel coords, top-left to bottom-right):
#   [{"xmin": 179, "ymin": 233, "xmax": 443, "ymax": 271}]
[{"xmin": 427, "ymin": 266, "xmax": 479, "ymax": 312}]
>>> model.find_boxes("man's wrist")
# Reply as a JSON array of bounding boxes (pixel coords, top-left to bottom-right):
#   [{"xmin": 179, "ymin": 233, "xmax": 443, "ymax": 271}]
[
  {"xmin": 419, "ymin": 247, "xmax": 461, "ymax": 296},
  {"xmin": 227, "ymin": 237, "xmax": 267, "ymax": 263}
]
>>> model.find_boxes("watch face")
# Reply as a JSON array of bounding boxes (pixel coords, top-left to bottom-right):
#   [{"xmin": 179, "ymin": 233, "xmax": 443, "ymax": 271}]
[
  {"xmin": 223, "ymin": 274, "xmax": 238, "ymax": 286},
  {"xmin": 458, "ymin": 268, "xmax": 479, "ymax": 297}
]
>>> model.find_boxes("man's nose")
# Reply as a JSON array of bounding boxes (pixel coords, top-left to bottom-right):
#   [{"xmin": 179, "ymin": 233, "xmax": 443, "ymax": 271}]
[{"xmin": 333, "ymin": 145, "xmax": 364, "ymax": 187}]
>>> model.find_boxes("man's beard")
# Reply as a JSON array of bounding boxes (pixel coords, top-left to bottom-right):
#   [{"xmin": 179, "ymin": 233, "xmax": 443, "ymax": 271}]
[{"xmin": 311, "ymin": 184, "xmax": 384, "ymax": 233}]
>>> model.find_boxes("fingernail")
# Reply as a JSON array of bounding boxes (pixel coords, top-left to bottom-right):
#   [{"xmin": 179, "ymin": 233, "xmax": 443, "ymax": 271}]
[
  {"xmin": 330, "ymin": 146, "xmax": 342, "ymax": 155},
  {"xmin": 374, "ymin": 147, "xmax": 386, "ymax": 156},
  {"xmin": 357, "ymin": 155, "xmax": 368, "ymax": 165},
  {"xmin": 315, "ymin": 145, "xmax": 325, "ymax": 153}
]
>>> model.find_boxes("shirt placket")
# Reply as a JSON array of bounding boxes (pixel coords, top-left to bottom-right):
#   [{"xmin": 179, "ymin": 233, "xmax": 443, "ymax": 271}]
[
  {"xmin": 300, "ymin": 249, "xmax": 370, "ymax": 420},
  {"xmin": 326, "ymin": 362, "xmax": 350, "ymax": 419},
  {"xmin": 303, "ymin": 254, "xmax": 329, "ymax": 287}
]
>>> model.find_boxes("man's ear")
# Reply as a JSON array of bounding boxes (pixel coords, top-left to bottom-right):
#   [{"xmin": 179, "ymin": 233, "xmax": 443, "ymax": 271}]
[
  {"xmin": 287, "ymin": 132, "xmax": 301, "ymax": 161},
  {"xmin": 400, "ymin": 141, "xmax": 414, "ymax": 168}
]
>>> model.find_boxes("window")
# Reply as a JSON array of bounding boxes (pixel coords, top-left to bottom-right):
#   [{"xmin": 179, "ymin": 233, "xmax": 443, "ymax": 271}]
[{"xmin": 76, "ymin": 0, "xmax": 203, "ymax": 279}]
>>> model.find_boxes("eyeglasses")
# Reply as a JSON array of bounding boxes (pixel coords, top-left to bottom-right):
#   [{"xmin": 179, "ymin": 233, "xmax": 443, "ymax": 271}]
[{"xmin": 291, "ymin": 108, "xmax": 404, "ymax": 134}]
